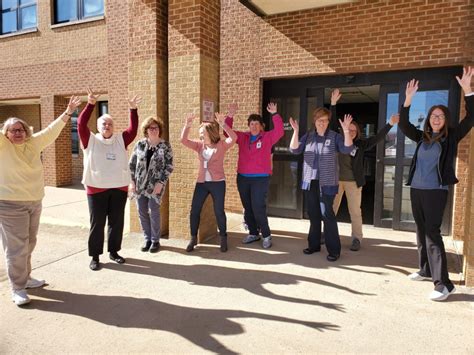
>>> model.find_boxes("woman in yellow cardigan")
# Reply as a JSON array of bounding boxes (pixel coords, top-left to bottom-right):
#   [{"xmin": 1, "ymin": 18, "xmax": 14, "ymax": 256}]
[{"xmin": 0, "ymin": 95, "xmax": 81, "ymax": 306}]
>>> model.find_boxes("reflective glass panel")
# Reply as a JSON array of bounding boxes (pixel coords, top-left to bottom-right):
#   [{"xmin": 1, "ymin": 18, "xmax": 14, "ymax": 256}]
[
  {"xmin": 400, "ymin": 166, "xmax": 415, "ymax": 222},
  {"xmin": 268, "ymin": 160, "xmax": 299, "ymax": 210},
  {"xmin": 20, "ymin": 4, "xmax": 36, "ymax": 29},
  {"xmin": 384, "ymin": 93, "xmax": 399, "ymax": 157},
  {"xmin": 382, "ymin": 165, "xmax": 395, "ymax": 219},
  {"xmin": 1, "ymin": 0, "xmax": 16, "ymax": 10},
  {"xmin": 55, "ymin": 0, "xmax": 77, "ymax": 23},
  {"xmin": 2, "ymin": 10, "xmax": 17, "ymax": 33},
  {"xmin": 83, "ymin": 0, "xmax": 104, "ymax": 18},
  {"xmin": 273, "ymin": 97, "xmax": 299, "ymax": 154}
]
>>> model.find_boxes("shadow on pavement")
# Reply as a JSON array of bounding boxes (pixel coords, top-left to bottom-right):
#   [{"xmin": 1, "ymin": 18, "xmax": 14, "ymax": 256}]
[{"xmin": 27, "ymin": 288, "xmax": 339, "ymax": 354}]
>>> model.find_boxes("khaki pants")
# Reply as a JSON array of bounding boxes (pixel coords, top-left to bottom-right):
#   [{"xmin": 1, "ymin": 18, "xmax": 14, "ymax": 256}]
[
  {"xmin": 0, "ymin": 200, "xmax": 42, "ymax": 291},
  {"xmin": 333, "ymin": 181, "xmax": 363, "ymax": 240}
]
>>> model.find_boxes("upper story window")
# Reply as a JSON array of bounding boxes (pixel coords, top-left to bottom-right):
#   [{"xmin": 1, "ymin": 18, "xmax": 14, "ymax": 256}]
[
  {"xmin": 1, "ymin": 0, "xmax": 37, "ymax": 35},
  {"xmin": 54, "ymin": 0, "xmax": 104, "ymax": 24}
]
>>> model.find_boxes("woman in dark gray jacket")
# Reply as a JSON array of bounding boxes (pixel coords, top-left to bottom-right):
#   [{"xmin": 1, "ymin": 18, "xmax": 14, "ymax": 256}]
[{"xmin": 399, "ymin": 67, "xmax": 473, "ymax": 301}]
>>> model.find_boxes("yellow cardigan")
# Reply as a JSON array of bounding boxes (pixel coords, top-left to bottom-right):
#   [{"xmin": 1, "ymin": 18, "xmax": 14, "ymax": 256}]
[{"xmin": 0, "ymin": 118, "xmax": 66, "ymax": 201}]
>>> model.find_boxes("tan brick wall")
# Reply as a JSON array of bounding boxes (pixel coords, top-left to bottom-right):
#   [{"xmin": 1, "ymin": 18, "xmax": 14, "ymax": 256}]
[{"xmin": 0, "ymin": 105, "xmax": 40, "ymax": 132}]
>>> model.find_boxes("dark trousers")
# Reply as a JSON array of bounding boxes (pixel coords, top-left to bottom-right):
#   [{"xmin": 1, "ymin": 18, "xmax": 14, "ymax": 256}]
[
  {"xmin": 305, "ymin": 180, "xmax": 340, "ymax": 256},
  {"xmin": 87, "ymin": 189, "xmax": 128, "ymax": 257},
  {"xmin": 190, "ymin": 181, "xmax": 227, "ymax": 237},
  {"xmin": 237, "ymin": 175, "xmax": 271, "ymax": 238},
  {"xmin": 410, "ymin": 188, "xmax": 453, "ymax": 290}
]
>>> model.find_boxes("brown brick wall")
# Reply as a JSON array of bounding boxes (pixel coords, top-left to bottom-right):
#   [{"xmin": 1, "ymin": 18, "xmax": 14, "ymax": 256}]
[{"xmin": 0, "ymin": 105, "xmax": 40, "ymax": 132}]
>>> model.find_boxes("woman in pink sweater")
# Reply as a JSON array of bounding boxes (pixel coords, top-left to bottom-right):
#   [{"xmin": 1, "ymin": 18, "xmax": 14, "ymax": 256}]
[{"xmin": 180, "ymin": 112, "xmax": 237, "ymax": 252}]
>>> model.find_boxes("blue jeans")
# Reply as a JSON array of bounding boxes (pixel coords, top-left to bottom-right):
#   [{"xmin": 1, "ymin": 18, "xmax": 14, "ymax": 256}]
[
  {"xmin": 237, "ymin": 175, "xmax": 271, "ymax": 238},
  {"xmin": 136, "ymin": 195, "xmax": 161, "ymax": 242},
  {"xmin": 305, "ymin": 180, "xmax": 340, "ymax": 256}
]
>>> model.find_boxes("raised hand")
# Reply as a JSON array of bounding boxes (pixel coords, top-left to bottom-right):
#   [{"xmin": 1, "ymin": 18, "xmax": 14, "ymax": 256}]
[
  {"xmin": 405, "ymin": 79, "xmax": 419, "ymax": 99},
  {"xmin": 87, "ymin": 87, "xmax": 101, "ymax": 105},
  {"xmin": 331, "ymin": 89, "xmax": 342, "ymax": 105},
  {"xmin": 67, "ymin": 96, "xmax": 82, "ymax": 114},
  {"xmin": 128, "ymin": 95, "xmax": 142, "ymax": 109},
  {"xmin": 214, "ymin": 112, "xmax": 226, "ymax": 126},
  {"xmin": 227, "ymin": 103, "xmax": 238, "ymax": 117},
  {"xmin": 267, "ymin": 102, "xmax": 277, "ymax": 114},
  {"xmin": 289, "ymin": 117, "xmax": 299, "ymax": 131},
  {"xmin": 185, "ymin": 113, "xmax": 196, "ymax": 127},
  {"xmin": 389, "ymin": 113, "xmax": 400, "ymax": 126},
  {"xmin": 456, "ymin": 66, "xmax": 473, "ymax": 95},
  {"xmin": 339, "ymin": 114, "xmax": 353, "ymax": 131}
]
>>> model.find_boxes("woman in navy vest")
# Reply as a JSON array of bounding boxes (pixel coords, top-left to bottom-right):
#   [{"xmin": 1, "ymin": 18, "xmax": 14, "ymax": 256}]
[
  {"xmin": 289, "ymin": 108, "xmax": 354, "ymax": 261},
  {"xmin": 399, "ymin": 67, "xmax": 473, "ymax": 301}
]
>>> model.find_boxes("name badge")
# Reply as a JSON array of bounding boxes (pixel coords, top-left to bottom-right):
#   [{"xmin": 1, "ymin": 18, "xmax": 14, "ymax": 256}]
[
  {"xmin": 106, "ymin": 153, "xmax": 116, "ymax": 160},
  {"xmin": 158, "ymin": 148, "xmax": 164, "ymax": 156},
  {"xmin": 256, "ymin": 141, "xmax": 262, "ymax": 149},
  {"xmin": 324, "ymin": 139, "xmax": 331, "ymax": 146},
  {"xmin": 203, "ymin": 161, "xmax": 208, "ymax": 169},
  {"xmin": 350, "ymin": 147, "xmax": 358, "ymax": 157}
]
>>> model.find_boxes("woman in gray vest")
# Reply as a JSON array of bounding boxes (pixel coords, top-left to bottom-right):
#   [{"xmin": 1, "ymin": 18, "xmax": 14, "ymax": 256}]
[{"xmin": 289, "ymin": 108, "xmax": 354, "ymax": 261}]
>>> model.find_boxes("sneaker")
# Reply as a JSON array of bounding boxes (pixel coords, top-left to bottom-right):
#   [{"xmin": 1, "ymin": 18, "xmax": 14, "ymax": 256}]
[
  {"xmin": 262, "ymin": 236, "xmax": 272, "ymax": 249},
  {"xmin": 350, "ymin": 238, "xmax": 361, "ymax": 251},
  {"xmin": 141, "ymin": 240, "xmax": 152, "ymax": 252},
  {"xmin": 149, "ymin": 242, "xmax": 160, "ymax": 253},
  {"xmin": 242, "ymin": 234, "xmax": 260, "ymax": 244},
  {"xmin": 12, "ymin": 289, "xmax": 30, "ymax": 306},
  {"xmin": 429, "ymin": 286, "xmax": 456, "ymax": 301},
  {"xmin": 26, "ymin": 277, "xmax": 45, "ymax": 289},
  {"xmin": 408, "ymin": 272, "xmax": 431, "ymax": 281}
]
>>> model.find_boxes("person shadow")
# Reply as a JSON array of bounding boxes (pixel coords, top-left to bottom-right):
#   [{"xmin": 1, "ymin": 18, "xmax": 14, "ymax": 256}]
[
  {"xmin": 102, "ymin": 258, "xmax": 375, "ymax": 312},
  {"xmin": 27, "ymin": 288, "xmax": 339, "ymax": 354}
]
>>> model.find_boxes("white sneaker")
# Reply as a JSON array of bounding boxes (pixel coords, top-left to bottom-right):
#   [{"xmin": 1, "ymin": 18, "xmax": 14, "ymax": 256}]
[
  {"xmin": 262, "ymin": 236, "xmax": 272, "ymax": 249},
  {"xmin": 26, "ymin": 277, "xmax": 45, "ymax": 289},
  {"xmin": 429, "ymin": 286, "xmax": 456, "ymax": 301},
  {"xmin": 12, "ymin": 289, "xmax": 31, "ymax": 306},
  {"xmin": 242, "ymin": 234, "xmax": 260, "ymax": 244},
  {"xmin": 408, "ymin": 272, "xmax": 430, "ymax": 281}
]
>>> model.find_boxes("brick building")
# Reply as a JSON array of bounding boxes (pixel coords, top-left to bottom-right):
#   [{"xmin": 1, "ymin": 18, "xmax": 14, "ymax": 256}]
[{"xmin": 0, "ymin": 0, "xmax": 473, "ymax": 284}]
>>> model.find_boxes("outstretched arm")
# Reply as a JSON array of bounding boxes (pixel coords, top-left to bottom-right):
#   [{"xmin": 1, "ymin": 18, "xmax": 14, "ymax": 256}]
[
  {"xmin": 364, "ymin": 114, "xmax": 399, "ymax": 149},
  {"xmin": 455, "ymin": 67, "xmax": 474, "ymax": 142},
  {"xmin": 329, "ymin": 89, "xmax": 341, "ymax": 132},
  {"xmin": 180, "ymin": 114, "xmax": 200, "ymax": 151},
  {"xmin": 78, "ymin": 87, "xmax": 100, "ymax": 149},
  {"xmin": 266, "ymin": 102, "xmax": 284, "ymax": 145},
  {"xmin": 123, "ymin": 95, "xmax": 142, "ymax": 148},
  {"xmin": 215, "ymin": 112, "xmax": 237, "ymax": 147},
  {"xmin": 398, "ymin": 79, "xmax": 423, "ymax": 142}
]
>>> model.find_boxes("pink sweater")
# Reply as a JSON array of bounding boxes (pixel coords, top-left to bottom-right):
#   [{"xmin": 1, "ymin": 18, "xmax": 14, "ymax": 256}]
[
  {"xmin": 225, "ymin": 113, "xmax": 284, "ymax": 175},
  {"xmin": 181, "ymin": 129, "xmax": 235, "ymax": 183}
]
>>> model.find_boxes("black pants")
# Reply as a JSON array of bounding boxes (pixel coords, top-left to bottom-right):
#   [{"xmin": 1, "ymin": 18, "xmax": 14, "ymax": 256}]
[
  {"xmin": 237, "ymin": 175, "xmax": 271, "ymax": 238},
  {"xmin": 305, "ymin": 180, "xmax": 340, "ymax": 257},
  {"xmin": 87, "ymin": 189, "xmax": 128, "ymax": 257},
  {"xmin": 190, "ymin": 181, "xmax": 227, "ymax": 237},
  {"xmin": 410, "ymin": 188, "xmax": 453, "ymax": 290}
]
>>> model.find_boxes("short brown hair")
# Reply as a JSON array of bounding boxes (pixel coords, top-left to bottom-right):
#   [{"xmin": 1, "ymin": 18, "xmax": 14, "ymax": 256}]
[
  {"xmin": 200, "ymin": 121, "xmax": 221, "ymax": 144},
  {"xmin": 1, "ymin": 117, "xmax": 33, "ymax": 138},
  {"xmin": 141, "ymin": 116, "xmax": 164, "ymax": 138},
  {"xmin": 312, "ymin": 107, "xmax": 331, "ymax": 124}
]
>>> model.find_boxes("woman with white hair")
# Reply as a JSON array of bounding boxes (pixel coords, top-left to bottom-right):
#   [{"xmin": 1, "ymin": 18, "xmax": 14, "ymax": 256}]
[
  {"xmin": 0, "ymin": 95, "xmax": 81, "ymax": 306},
  {"xmin": 78, "ymin": 88, "xmax": 141, "ymax": 271}
]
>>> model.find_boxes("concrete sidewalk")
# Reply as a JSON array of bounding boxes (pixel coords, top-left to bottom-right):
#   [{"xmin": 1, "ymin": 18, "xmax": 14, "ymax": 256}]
[{"xmin": 0, "ymin": 186, "xmax": 473, "ymax": 354}]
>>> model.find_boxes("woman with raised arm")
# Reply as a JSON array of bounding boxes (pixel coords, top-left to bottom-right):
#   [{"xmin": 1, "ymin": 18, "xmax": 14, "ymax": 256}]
[
  {"xmin": 180, "ymin": 112, "xmax": 237, "ymax": 252},
  {"xmin": 79, "ymin": 88, "xmax": 141, "ymax": 271},
  {"xmin": 0, "ymin": 95, "xmax": 81, "ymax": 306},
  {"xmin": 289, "ymin": 109, "xmax": 354, "ymax": 262},
  {"xmin": 224, "ymin": 103, "xmax": 284, "ymax": 249},
  {"xmin": 399, "ymin": 67, "xmax": 473, "ymax": 301},
  {"xmin": 329, "ymin": 89, "xmax": 400, "ymax": 251},
  {"xmin": 129, "ymin": 116, "xmax": 174, "ymax": 253}
]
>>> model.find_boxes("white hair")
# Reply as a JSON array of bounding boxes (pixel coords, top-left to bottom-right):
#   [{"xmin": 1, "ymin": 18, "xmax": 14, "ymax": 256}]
[{"xmin": 1, "ymin": 117, "xmax": 33, "ymax": 138}]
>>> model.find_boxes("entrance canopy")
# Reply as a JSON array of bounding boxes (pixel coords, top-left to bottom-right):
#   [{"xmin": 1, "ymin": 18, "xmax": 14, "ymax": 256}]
[{"xmin": 241, "ymin": 0, "xmax": 355, "ymax": 16}]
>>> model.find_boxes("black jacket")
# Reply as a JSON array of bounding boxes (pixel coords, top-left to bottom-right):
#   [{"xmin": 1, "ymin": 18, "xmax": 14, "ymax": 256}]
[
  {"xmin": 398, "ymin": 95, "xmax": 473, "ymax": 186},
  {"xmin": 330, "ymin": 105, "xmax": 392, "ymax": 188}
]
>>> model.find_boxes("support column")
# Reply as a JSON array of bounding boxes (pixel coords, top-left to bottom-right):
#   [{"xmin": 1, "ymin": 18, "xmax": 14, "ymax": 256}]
[
  {"xmin": 40, "ymin": 95, "xmax": 72, "ymax": 186},
  {"xmin": 168, "ymin": 0, "xmax": 221, "ymax": 240}
]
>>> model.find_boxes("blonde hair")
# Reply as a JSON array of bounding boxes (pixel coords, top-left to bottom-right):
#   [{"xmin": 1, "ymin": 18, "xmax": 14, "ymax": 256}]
[
  {"xmin": 141, "ymin": 116, "xmax": 164, "ymax": 138},
  {"xmin": 1, "ymin": 117, "xmax": 33, "ymax": 138},
  {"xmin": 200, "ymin": 121, "xmax": 221, "ymax": 144}
]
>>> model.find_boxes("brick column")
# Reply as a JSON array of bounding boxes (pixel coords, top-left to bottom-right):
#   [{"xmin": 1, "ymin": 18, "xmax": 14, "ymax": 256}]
[
  {"xmin": 40, "ymin": 95, "xmax": 72, "ymax": 186},
  {"xmin": 168, "ymin": 0, "xmax": 220, "ymax": 240},
  {"xmin": 127, "ymin": 0, "xmax": 169, "ymax": 235}
]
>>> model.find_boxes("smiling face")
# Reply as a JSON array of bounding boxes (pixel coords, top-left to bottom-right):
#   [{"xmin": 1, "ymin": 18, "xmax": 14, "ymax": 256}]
[
  {"xmin": 199, "ymin": 126, "xmax": 209, "ymax": 142},
  {"xmin": 429, "ymin": 108, "xmax": 446, "ymax": 133},
  {"xmin": 314, "ymin": 115, "xmax": 329, "ymax": 134},
  {"xmin": 349, "ymin": 122, "xmax": 359, "ymax": 140},
  {"xmin": 147, "ymin": 124, "xmax": 160, "ymax": 139},
  {"xmin": 248, "ymin": 120, "xmax": 262, "ymax": 136},
  {"xmin": 97, "ymin": 115, "xmax": 114, "ymax": 139},
  {"xmin": 5, "ymin": 121, "xmax": 29, "ymax": 145}
]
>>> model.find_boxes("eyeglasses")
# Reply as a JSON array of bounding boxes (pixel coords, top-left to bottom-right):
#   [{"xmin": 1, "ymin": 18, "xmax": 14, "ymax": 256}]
[
  {"xmin": 316, "ymin": 119, "xmax": 329, "ymax": 123},
  {"xmin": 8, "ymin": 128, "xmax": 26, "ymax": 134},
  {"xmin": 430, "ymin": 114, "xmax": 446, "ymax": 120},
  {"xmin": 148, "ymin": 126, "xmax": 159, "ymax": 131}
]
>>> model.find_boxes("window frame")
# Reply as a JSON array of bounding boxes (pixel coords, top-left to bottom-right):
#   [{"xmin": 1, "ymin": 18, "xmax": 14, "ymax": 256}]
[
  {"xmin": 0, "ymin": 0, "xmax": 37, "ymax": 35},
  {"xmin": 53, "ymin": 0, "xmax": 104, "ymax": 25}
]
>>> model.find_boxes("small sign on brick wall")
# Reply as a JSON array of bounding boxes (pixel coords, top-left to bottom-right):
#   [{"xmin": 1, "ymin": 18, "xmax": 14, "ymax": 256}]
[{"xmin": 202, "ymin": 99, "xmax": 214, "ymax": 122}]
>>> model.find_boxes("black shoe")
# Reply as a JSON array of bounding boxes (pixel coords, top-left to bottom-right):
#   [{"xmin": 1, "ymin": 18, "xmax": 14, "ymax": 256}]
[
  {"xmin": 327, "ymin": 254, "xmax": 340, "ymax": 262},
  {"xmin": 220, "ymin": 236, "xmax": 228, "ymax": 253},
  {"xmin": 89, "ymin": 257, "xmax": 100, "ymax": 271},
  {"xmin": 303, "ymin": 248, "xmax": 320, "ymax": 255},
  {"xmin": 186, "ymin": 237, "xmax": 197, "ymax": 252},
  {"xmin": 109, "ymin": 252, "xmax": 126, "ymax": 264},
  {"xmin": 149, "ymin": 242, "xmax": 160, "ymax": 253},
  {"xmin": 141, "ymin": 241, "xmax": 152, "ymax": 252},
  {"xmin": 350, "ymin": 238, "xmax": 361, "ymax": 251}
]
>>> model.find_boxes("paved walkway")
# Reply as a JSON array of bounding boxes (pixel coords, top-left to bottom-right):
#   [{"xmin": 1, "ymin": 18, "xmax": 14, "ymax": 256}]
[{"xmin": 0, "ymin": 186, "xmax": 473, "ymax": 354}]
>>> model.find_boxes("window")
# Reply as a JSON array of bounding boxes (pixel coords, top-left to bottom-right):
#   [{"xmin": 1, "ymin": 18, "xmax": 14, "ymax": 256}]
[
  {"xmin": 54, "ymin": 0, "xmax": 104, "ymax": 24},
  {"xmin": 1, "ymin": 0, "xmax": 37, "ymax": 35},
  {"xmin": 71, "ymin": 114, "xmax": 79, "ymax": 154}
]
